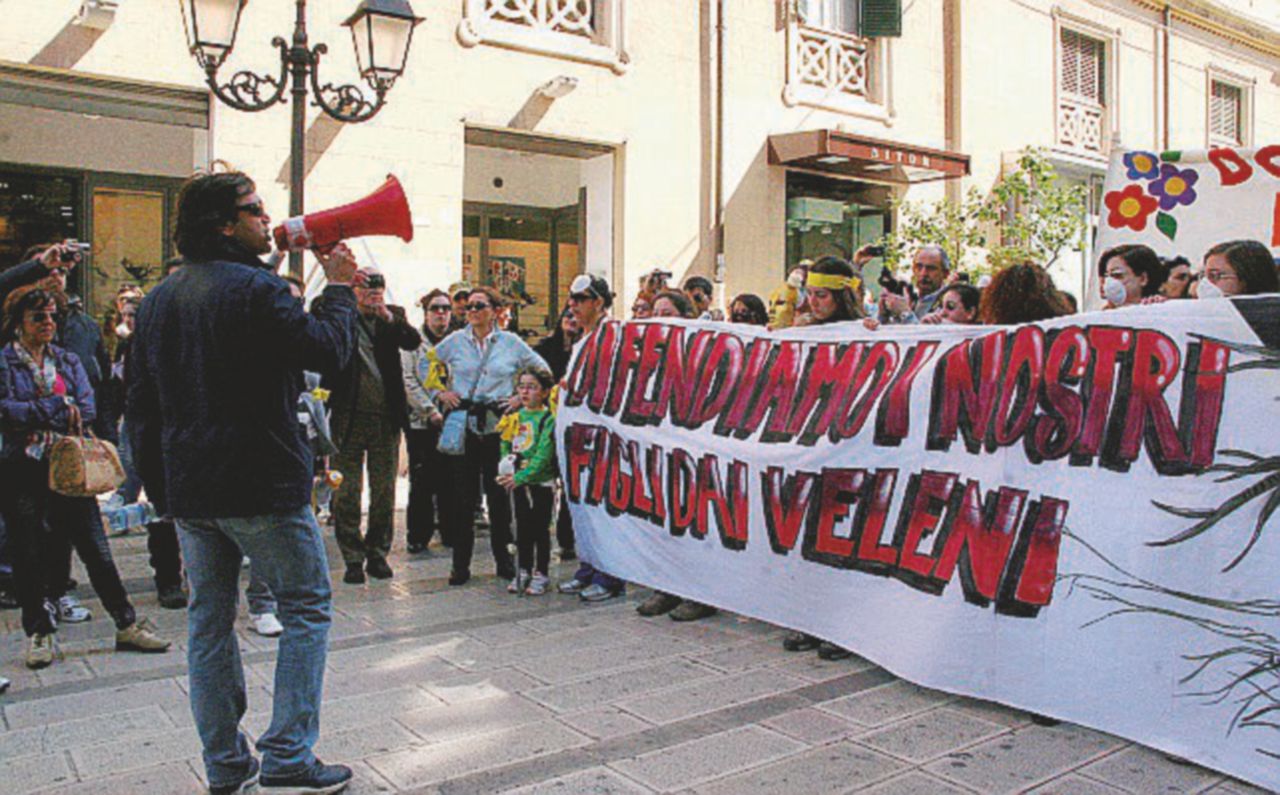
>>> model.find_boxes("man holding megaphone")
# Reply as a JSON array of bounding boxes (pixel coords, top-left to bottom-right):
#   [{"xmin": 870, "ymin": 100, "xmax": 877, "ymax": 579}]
[{"xmin": 127, "ymin": 168, "xmax": 362, "ymax": 795}]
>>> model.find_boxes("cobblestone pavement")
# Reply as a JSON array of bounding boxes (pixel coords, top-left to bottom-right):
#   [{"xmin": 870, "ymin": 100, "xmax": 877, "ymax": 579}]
[{"xmin": 0, "ymin": 509, "xmax": 1268, "ymax": 795}]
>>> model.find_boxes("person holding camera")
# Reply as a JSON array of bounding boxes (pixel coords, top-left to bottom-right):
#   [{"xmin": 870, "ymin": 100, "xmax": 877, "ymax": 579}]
[
  {"xmin": 319, "ymin": 267, "xmax": 421, "ymax": 585},
  {"xmin": 0, "ymin": 242, "xmax": 111, "ymax": 437},
  {"xmin": 864, "ymin": 244, "xmax": 951, "ymax": 325},
  {"xmin": 1, "ymin": 241, "xmax": 116, "ymax": 625},
  {"xmin": 434, "ymin": 286, "xmax": 548, "ymax": 586},
  {"xmin": 1, "ymin": 284, "xmax": 170, "ymax": 670}
]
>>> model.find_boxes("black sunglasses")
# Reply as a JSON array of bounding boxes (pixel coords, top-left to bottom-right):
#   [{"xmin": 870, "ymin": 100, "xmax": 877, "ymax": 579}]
[
  {"xmin": 26, "ymin": 311, "xmax": 55, "ymax": 323},
  {"xmin": 427, "ymin": 303, "xmax": 451, "ymax": 313},
  {"xmin": 467, "ymin": 302, "xmax": 492, "ymax": 311},
  {"xmin": 237, "ymin": 201, "xmax": 266, "ymax": 217}
]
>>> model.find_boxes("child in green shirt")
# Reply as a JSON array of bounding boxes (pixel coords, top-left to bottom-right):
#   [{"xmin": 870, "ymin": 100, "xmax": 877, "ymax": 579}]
[{"xmin": 496, "ymin": 366, "xmax": 558, "ymax": 595}]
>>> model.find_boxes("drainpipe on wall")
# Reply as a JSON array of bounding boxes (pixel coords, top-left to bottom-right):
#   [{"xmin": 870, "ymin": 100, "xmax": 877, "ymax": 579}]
[
  {"xmin": 943, "ymin": 0, "xmax": 961, "ymax": 205},
  {"xmin": 1162, "ymin": 5, "xmax": 1171, "ymax": 152},
  {"xmin": 714, "ymin": 0, "xmax": 726, "ymax": 311}
]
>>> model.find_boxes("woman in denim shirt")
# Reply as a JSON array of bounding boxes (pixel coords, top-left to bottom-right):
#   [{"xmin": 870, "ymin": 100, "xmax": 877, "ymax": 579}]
[{"xmin": 434, "ymin": 286, "xmax": 548, "ymax": 585}]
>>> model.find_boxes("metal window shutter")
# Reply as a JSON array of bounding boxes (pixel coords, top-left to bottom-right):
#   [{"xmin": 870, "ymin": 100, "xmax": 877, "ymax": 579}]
[
  {"xmin": 1060, "ymin": 29, "xmax": 1104, "ymax": 104},
  {"xmin": 1210, "ymin": 81, "xmax": 1241, "ymax": 142},
  {"xmin": 859, "ymin": 0, "xmax": 902, "ymax": 38}
]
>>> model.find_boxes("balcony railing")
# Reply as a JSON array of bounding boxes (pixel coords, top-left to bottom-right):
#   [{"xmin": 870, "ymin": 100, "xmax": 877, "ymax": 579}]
[
  {"xmin": 484, "ymin": 0, "xmax": 596, "ymax": 39},
  {"xmin": 458, "ymin": 0, "xmax": 627, "ymax": 73},
  {"xmin": 793, "ymin": 24, "xmax": 871, "ymax": 100},
  {"xmin": 1057, "ymin": 96, "xmax": 1106, "ymax": 155}
]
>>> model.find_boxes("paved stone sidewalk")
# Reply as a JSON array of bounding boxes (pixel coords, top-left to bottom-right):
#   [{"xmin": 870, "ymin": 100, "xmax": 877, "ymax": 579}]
[{"xmin": 0, "ymin": 514, "xmax": 1268, "ymax": 795}]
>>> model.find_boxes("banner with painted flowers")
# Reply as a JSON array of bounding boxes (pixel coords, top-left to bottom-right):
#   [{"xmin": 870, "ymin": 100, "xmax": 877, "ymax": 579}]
[{"xmin": 1088, "ymin": 146, "xmax": 1280, "ymax": 307}]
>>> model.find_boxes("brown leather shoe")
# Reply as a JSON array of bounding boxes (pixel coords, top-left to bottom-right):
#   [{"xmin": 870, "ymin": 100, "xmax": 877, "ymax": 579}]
[
  {"xmin": 116, "ymin": 617, "xmax": 171, "ymax": 653},
  {"xmin": 669, "ymin": 601, "xmax": 718, "ymax": 622},
  {"xmin": 636, "ymin": 592, "xmax": 682, "ymax": 617}
]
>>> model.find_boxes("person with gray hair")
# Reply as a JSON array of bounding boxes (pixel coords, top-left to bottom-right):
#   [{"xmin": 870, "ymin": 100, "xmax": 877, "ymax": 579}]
[{"xmin": 860, "ymin": 244, "xmax": 952, "ymax": 324}]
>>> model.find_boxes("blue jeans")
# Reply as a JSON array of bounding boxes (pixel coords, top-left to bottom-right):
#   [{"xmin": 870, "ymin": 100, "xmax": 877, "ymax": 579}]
[
  {"xmin": 245, "ymin": 564, "xmax": 277, "ymax": 616},
  {"xmin": 573, "ymin": 562, "xmax": 625, "ymax": 592},
  {"xmin": 177, "ymin": 507, "xmax": 332, "ymax": 787},
  {"xmin": 115, "ymin": 418, "xmax": 144, "ymax": 505}
]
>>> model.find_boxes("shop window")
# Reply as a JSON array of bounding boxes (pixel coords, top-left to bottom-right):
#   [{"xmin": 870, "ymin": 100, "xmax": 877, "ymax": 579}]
[
  {"xmin": 0, "ymin": 167, "xmax": 179, "ymax": 323},
  {"xmin": 463, "ymin": 204, "xmax": 580, "ymax": 337},
  {"xmin": 91, "ymin": 187, "xmax": 166, "ymax": 320},
  {"xmin": 458, "ymin": 0, "xmax": 629, "ymax": 74},
  {"xmin": 785, "ymin": 171, "xmax": 891, "ymax": 291},
  {"xmin": 0, "ymin": 171, "xmax": 80, "ymax": 270}
]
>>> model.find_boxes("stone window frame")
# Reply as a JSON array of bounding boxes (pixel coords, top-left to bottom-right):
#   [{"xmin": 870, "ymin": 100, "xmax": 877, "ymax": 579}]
[
  {"xmin": 457, "ymin": 0, "xmax": 630, "ymax": 75},
  {"xmin": 782, "ymin": 0, "xmax": 895, "ymax": 125},
  {"xmin": 1205, "ymin": 66, "xmax": 1253, "ymax": 148},
  {"xmin": 1051, "ymin": 7, "xmax": 1121, "ymax": 162}
]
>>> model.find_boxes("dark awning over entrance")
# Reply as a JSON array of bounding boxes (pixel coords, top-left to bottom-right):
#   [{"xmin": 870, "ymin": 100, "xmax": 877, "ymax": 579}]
[{"xmin": 768, "ymin": 130, "xmax": 970, "ymax": 184}]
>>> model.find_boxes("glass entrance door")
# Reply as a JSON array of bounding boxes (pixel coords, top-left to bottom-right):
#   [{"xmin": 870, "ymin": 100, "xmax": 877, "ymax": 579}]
[
  {"xmin": 463, "ymin": 202, "xmax": 580, "ymax": 337},
  {"xmin": 785, "ymin": 171, "xmax": 892, "ymax": 290}
]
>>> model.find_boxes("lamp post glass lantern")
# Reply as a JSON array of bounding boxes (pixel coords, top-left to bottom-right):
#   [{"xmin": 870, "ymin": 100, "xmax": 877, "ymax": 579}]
[
  {"xmin": 178, "ymin": 0, "xmax": 422, "ymax": 277},
  {"xmin": 180, "ymin": 0, "xmax": 246, "ymax": 68},
  {"xmin": 345, "ymin": 0, "xmax": 422, "ymax": 87}
]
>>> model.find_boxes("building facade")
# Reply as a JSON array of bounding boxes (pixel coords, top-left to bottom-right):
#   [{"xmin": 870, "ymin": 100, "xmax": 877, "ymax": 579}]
[{"xmin": 1, "ymin": 0, "xmax": 1277, "ymax": 329}]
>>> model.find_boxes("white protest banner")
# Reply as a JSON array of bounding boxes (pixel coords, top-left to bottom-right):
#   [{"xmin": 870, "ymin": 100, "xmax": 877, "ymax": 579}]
[
  {"xmin": 1089, "ymin": 146, "xmax": 1280, "ymax": 307},
  {"xmin": 558, "ymin": 300, "xmax": 1280, "ymax": 791}
]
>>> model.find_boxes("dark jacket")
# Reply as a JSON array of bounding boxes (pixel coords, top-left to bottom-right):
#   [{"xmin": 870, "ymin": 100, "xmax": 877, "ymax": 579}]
[
  {"xmin": 126, "ymin": 245, "xmax": 357, "ymax": 518},
  {"xmin": 320, "ymin": 303, "xmax": 421, "ymax": 447},
  {"xmin": 0, "ymin": 343, "xmax": 95, "ymax": 462},
  {"xmin": 533, "ymin": 335, "xmax": 574, "ymax": 382}
]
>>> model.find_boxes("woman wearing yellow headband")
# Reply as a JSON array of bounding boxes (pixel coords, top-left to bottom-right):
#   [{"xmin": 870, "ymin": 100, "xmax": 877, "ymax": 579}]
[
  {"xmin": 782, "ymin": 256, "xmax": 860, "ymax": 661},
  {"xmin": 800, "ymin": 256, "xmax": 865, "ymax": 325}
]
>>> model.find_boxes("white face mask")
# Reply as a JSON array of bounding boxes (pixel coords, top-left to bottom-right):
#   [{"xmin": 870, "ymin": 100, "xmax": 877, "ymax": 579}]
[
  {"xmin": 1102, "ymin": 276, "xmax": 1128, "ymax": 306},
  {"xmin": 1197, "ymin": 277, "xmax": 1224, "ymax": 300}
]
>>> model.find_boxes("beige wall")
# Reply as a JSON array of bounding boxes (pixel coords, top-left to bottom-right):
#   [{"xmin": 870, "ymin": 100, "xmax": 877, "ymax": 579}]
[
  {"xmin": 959, "ymin": 0, "xmax": 1280, "ymax": 299},
  {"xmin": 1, "ymin": 0, "xmax": 1276, "ymax": 313}
]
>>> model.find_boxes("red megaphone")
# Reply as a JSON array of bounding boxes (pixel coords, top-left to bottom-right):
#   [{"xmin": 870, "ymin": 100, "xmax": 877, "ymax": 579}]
[{"xmin": 273, "ymin": 175, "xmax": 414, "ymax": 252}]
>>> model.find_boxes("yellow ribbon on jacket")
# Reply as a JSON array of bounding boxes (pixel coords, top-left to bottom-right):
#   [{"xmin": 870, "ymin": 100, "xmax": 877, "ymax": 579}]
[
  {"xmin": 496, "ymin": 412, "xmax": 522, "ymax": 443},
  {"xmin": 805, "ymin": 272, "xmax": 862, "ymax": 292},
  {"xmin": 421, "ymin": 348, "xmax": 448, "ymax": 391}
]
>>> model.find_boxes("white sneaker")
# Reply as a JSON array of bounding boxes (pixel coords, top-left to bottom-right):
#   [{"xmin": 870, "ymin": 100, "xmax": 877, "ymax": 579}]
[
  {"xmin": 579, "ymin": 583, "xmax": 622, "ymax": 603},
  {"xmin": 0, "ymin": 675, "xmax": 10, "ymax": 694},
  {"xmin": 250, "ymin": 613, "xmax": 284, "ymax": 638},
  {"xmin": 557, "ymin": 578, "xmax": 589, "ymax": 594},
  {"xmin": 57, "ymin": 595, "xmax": 92, "ymax": 623},
  {"xmin": 508, "ymin": 570, "xmax": 531, "ymax": 594},
  {"xmin": 526, "ymin": 573, "xmax": 550, "ymax": 596}
]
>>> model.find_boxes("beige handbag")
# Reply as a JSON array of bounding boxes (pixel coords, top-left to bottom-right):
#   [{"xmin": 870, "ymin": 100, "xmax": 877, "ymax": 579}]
[{"xmin": 47, "ymin": 431, "xmax": 126, "ymax": 498}]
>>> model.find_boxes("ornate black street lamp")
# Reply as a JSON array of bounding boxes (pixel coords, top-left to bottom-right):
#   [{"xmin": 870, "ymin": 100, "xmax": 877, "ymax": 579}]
[{"xmin": 179, "ymin": 0, "xmax": 422, "ymax": 276}]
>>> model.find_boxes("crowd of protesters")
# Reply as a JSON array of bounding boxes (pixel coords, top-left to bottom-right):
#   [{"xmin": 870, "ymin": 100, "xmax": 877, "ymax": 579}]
[{"xmin": 1, "ymin": 156, "xmax": 1276, "ymax": 788}]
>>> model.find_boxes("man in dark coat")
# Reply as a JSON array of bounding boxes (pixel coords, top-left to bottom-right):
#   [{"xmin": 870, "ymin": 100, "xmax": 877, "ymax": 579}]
[
  {"xmin": 127, "ymin": 170, "xmax": 358, "ymax": 795},
  {"xmin": 320, "ymin": 267, "xmax": 421, "ymax": 584}
]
